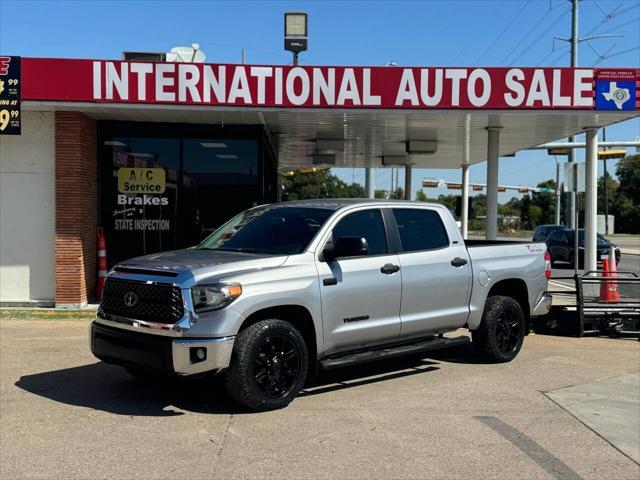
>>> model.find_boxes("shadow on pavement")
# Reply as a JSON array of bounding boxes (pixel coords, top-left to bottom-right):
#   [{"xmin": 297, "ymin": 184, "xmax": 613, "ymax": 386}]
[
  {"xmin": 302, "ymin": 341, "xmax": 480, "ymax": 396},
  {"xmin": 302, "ymin": 358, "xmax": 440, "ymax": 397},
  {"xmin": 15, "ymin": 362, "xmax": 241, "ymax": 417},
  {"xmin": 15, "ymin": 342, "xmax": 474, "ymax": 415}
]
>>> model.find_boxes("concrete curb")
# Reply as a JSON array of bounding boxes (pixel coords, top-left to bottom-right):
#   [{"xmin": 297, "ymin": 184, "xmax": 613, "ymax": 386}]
[{"xmin": 0, "ymin": 307, "xmax": 97, "ymax": 321}]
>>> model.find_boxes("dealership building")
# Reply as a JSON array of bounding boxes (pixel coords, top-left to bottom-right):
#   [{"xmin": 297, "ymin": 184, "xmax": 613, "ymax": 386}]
[{"xmin": 0, "ymin": 55, "xmax": 638, "ymax": 306}]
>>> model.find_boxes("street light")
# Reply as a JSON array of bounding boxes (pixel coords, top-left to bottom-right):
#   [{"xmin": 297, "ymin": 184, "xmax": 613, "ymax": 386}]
[{"xmin": 284, "ymin": 11, "xmax": 308, "ymax": 66}]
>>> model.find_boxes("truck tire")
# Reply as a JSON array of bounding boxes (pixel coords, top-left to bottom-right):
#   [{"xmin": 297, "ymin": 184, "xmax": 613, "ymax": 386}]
[
  {"xmin": 224, "ymin": 319, "xmax": 308, "ymax": 411},
  {"xmin": 472, "ymin": 295, "xmax": 525, "ymax": 363}
]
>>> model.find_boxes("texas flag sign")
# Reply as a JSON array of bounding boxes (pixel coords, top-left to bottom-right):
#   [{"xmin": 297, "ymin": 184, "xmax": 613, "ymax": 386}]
[{"xmin": 595, "ymin": 70, "xmax": 637, "ymax": 111}]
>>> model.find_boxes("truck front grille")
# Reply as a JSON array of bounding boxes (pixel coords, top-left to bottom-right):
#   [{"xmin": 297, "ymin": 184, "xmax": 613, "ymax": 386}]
[{"xmin": 100, "ymin": 278, "xmax": 184, "ymax": 324}]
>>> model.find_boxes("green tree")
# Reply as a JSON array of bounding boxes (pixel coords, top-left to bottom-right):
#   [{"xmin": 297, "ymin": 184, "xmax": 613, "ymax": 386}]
[
  {"xmin": 435, "ymin": 194, "xmax": 457, "ymax": 211},
  {"xmin": 616, "ymin": 154, "xmax": 640, "ymax": 204},
  {"xmin": 528, "ymin": 205, "xmax": 544, "ymax": 228},
  {"xmin": 597, "ymin": 172, "xmax": 619, "ymax": 213},
  {"xmin": 529, "ymin": 179, "xmax": 557, "ymax": 227},
  {"xmin": 281, "ymin": 170, "xmax": 364, "ymax": 200},
  {"xmin": 374, "ymin": 189, "xmax": 388, "ymax": 199},
  {"xmin": 415, "ymin": 189, "xmax": 428, "ymax": 202},
  {"xmin": 594, "ymin": 157, "xmax": 640, "ymax": 234},
  {"xmin": 471, "ymin": 194, "xmax": 486, "ymax": 218},
  {"xmin": 389, "ymin": 187, "xmax": 405, "ymax": 200},
  {"xmin": 498, "ymin": 197, "xmax": 520, "ymax": 216}
]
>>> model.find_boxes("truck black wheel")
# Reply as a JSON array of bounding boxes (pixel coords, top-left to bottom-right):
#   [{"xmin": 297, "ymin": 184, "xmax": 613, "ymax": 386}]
[
  {"xmin": 224, "ymin": 319, "xmax": 308, "ymax": 411},
  {"xmin": 472, "ymin": 295, "xmax": 525, "ymax": 363}
]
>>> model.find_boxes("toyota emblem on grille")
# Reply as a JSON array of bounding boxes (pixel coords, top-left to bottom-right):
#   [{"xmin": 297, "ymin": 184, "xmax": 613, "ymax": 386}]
[{"xmin": 123, "ymin": 291, "xmax": 139, "ymax": 307}]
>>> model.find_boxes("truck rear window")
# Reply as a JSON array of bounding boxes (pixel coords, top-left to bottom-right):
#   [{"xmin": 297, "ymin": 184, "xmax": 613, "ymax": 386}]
[{"xmin": 393, "ymin": 209, "xmax": 449, "ymax": 252}]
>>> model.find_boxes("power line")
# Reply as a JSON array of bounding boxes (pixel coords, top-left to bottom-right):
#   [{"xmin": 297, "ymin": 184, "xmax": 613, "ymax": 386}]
[
  {"xmin": 592, "ymin": 45, "xmax": 640, "ymax": 65},
  {"xmin": 500, "ymin": 4, "xmax": 555, "ymax": 65},
  {"xmin": 474, "ymin": 0, "xmax": 532, "ymax": 64},
  {"xmin": 455, "ymin": 1, "xmax": 504, "ymax": 62},
  {"xmin": 538, "ymin": 45, "xmax": 569, "ymax": 66},
  {"xmin": 596, "ymin": 17, "xmax": 640, "ymax": 36},
  {"xmin": 537, "ymin": 0, "xmax": 629, "ymax": 66},
  {"xmin": 518, "ymin": 8, "xmax": 571, "ymax": 65}
]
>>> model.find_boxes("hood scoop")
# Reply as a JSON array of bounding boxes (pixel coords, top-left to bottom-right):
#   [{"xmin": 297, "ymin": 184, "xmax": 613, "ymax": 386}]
[{"xmin": 113, "ymin": 266, "xmax": 179, "ymax": 278}]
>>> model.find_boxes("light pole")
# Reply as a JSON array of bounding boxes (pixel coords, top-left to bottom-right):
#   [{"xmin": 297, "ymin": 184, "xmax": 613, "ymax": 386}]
[{"xmin": 284, "ymin": 12, "xmax": 308, "ymax": 66}]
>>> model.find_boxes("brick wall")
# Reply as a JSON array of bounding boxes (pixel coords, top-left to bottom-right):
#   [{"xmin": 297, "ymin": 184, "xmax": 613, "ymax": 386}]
[{"xmin": 55, "ymin": 112, "xmax": 97, "ymax": 306}]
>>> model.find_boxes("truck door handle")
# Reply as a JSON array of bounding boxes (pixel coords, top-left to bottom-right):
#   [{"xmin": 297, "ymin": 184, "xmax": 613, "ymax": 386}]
[
  {"xmin": 451, "ymin": 257, "xmax": 467, "ymax": 267},
  {"xmin": 380, "ymin": 263, "xmax": 400, "ymax": 275}
]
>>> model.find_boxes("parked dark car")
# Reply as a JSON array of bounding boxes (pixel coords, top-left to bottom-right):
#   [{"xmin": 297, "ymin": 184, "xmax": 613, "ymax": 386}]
[
  {"xmin": 545, "ymin": 228, "xmax": 620, "ymax": 267},
  {"xmin": 532, "ymin": 224, "xmax": 566, "ymax": 242}
]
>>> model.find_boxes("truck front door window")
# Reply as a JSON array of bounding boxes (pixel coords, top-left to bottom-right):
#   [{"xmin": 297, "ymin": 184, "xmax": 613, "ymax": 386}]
[{"xmin": 331, "ymin": 209, "xmax": 388, "ymax": 256}]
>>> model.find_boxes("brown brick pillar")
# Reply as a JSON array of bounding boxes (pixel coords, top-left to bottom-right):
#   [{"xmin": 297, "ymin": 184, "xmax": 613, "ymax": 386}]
[{"xmin": 55, "ymin": 112, "xmax": 97, "ymax": 306}]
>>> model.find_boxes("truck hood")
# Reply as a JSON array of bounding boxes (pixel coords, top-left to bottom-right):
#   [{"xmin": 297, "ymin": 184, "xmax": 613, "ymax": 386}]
[{"xmin": 115, "ymin": 248, "xmax": 288, "ymax": 282}]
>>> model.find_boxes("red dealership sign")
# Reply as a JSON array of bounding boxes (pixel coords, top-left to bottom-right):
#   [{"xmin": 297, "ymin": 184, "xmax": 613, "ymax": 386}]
[{"xmin": 17, "ymin": 57, "xmax": 640, "ymax": 110}]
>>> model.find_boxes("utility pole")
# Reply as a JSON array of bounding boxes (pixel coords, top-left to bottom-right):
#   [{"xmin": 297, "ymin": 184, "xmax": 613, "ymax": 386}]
[
  {"xmin": 554, "ymin": 0, "xmax": 622, "ymax": 228},
  {"xmin": 602, "ymin": 127, "xmax": 609, "ymax": 234},
  {"xmin": 566, "ymin": 0, "xmax": 579, "ymax": 228}
]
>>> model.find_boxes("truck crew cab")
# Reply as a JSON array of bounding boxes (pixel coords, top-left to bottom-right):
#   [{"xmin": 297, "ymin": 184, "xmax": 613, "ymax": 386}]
[{"xmin": 91, "ymin": 200, "xmax": 552, "ymax": 411}]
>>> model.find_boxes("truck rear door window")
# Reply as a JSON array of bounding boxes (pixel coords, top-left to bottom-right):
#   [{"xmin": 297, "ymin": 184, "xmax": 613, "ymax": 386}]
[{"xmin": 392, "ymin": 209, "xmax": 449, "ymax": 252}]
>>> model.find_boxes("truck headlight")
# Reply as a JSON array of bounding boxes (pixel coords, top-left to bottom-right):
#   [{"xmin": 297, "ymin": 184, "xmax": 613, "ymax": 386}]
[{"xmin": 191, "ymin": 284, "xmax": 242, "ymax": 312}]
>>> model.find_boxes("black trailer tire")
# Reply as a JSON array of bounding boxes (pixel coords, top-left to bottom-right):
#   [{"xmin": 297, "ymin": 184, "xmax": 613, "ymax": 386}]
[
  {"xmin": 472, "ymin": 295, "xmax": 525, "ymax": 363},
  {"xmin": 225, "ymin": 319, "xmax": 308, "ymax": 411}
]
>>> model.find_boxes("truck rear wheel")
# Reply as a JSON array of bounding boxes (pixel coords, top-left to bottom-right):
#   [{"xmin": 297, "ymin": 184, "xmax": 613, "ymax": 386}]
[
  {"xmin": 224, "ymin": 319, "xmax": 308, "ymax": 411},
  {"xmin": 472, "ymin": 295, "xmax": 525, "ymax": 363}
]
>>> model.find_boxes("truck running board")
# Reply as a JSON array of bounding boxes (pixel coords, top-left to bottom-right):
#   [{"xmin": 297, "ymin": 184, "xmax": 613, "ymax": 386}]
[{"xmin": 319, "ymin": 336, "xmax": 471, "ymax": 370}]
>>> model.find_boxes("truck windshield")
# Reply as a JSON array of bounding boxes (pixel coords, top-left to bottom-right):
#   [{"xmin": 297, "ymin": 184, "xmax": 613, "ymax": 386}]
[{"xmin": 197, "ymin": 206, "xmax": 333, "ymax": 255}]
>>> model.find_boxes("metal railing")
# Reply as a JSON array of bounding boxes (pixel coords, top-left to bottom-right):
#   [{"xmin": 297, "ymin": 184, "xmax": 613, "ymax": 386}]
[{"xmin": 544, "ymin": 271, "xmax": 639, "ymax": 338}]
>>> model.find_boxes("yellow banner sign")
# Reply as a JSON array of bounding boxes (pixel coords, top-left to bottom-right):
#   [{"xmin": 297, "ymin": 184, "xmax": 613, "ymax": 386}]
[{"xmin": 117, "ymin": 168, "xmax": 165, "ymax": 194}]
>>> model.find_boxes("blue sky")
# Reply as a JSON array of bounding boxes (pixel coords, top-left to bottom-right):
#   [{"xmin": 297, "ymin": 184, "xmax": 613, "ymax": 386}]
[{"xmin": 1, "ymin": 0, "xmax": 638, "ymax": 201}]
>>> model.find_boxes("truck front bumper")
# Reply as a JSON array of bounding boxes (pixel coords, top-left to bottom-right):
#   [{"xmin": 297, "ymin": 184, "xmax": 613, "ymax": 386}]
[{"xmin": 90, "ymin": 322, "xmax": 234, "ymax": 375}]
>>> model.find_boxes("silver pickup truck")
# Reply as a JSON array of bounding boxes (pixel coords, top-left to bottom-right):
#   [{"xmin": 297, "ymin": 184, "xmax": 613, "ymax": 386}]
[{"xmin": 90, "ymin": 200, "xmax": 552, "ymax": 411}]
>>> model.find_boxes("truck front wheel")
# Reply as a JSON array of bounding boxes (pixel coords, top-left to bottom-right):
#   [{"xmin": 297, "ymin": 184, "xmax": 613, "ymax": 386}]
[
  {"xmin": 472, "ymin": 295, "xmax": 525, "ymax": 363},
  {"xmin": 224, "ymin": 319, "xmax": 308, "ymax": 411}
]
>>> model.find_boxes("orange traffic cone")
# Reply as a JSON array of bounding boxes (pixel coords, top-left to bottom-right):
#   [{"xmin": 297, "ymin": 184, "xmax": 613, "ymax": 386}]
[
  {"xmin": 599, "ymin": 249, "xmax": 620, "ymax": 303},
  {"xmin": 97, "ymin": 228, "xmax": 108, "ymax": 299},
  {"xmin": 599, "ymin": 257, "xmax": 610, "ymax": 301},
  {"xmin": 606, "ymin": 246, "xmax": 620, "ymax": 302}
]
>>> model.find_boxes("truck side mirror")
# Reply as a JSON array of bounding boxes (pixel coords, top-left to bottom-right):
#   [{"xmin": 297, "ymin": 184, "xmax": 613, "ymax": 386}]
[{"xmin": 324, "ymin": 236, "xmax": 369, "ymax": 261}]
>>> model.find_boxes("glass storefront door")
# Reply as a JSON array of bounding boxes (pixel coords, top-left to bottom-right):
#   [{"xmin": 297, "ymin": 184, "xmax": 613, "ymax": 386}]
[
  {"xmin": 99, "ymin": 122, "xmax": 274, "ymax": 267},
  {"xmin": 180, "ymin": 138, "xmax": 258, "ymax": 246},
  {"xmin": 101, "ymin": 136, "xmax": 180, "ymax": 266}
]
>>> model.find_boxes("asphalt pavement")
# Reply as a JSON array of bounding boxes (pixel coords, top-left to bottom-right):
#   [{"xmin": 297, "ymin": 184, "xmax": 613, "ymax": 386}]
[{"xmin": 1, "ymin": 320, "xmax": 639, "ymax": 480}]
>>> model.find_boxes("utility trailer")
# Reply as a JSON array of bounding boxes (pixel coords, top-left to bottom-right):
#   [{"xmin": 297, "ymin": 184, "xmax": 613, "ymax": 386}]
[{"xmin": 536, "ymin": 271, "xmax": 640, "ymax": 339}]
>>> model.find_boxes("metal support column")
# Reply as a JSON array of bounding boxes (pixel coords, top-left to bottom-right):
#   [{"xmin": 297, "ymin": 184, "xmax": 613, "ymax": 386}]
[
  {"xmin": 461, "ymin": 164, "xmax": 470, "ymax": 239},
  {"xmin": 566, "ymin": 0, "xmax": 579, "ymax": 229},
  {"xmin": 461, "ymin": 114, "xmax": 471, "ymax": 239},
  {"xmin": 584, "ymin": 128, "xmax": 598, "ymax": 273},
  {"xmin": 365, "ymin": 167, "xmax": 375, "ymax": 199},
  {"xmin": 486, "ymin": 127, "xmax": 501, "ymax": 240},
  {"xmin": 404, "ymin": 164, "xmax": 412, "ymax": 200},
  {"xmin": 555, "ymin": 158, "xmax": 561, "ymax": 225}
]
